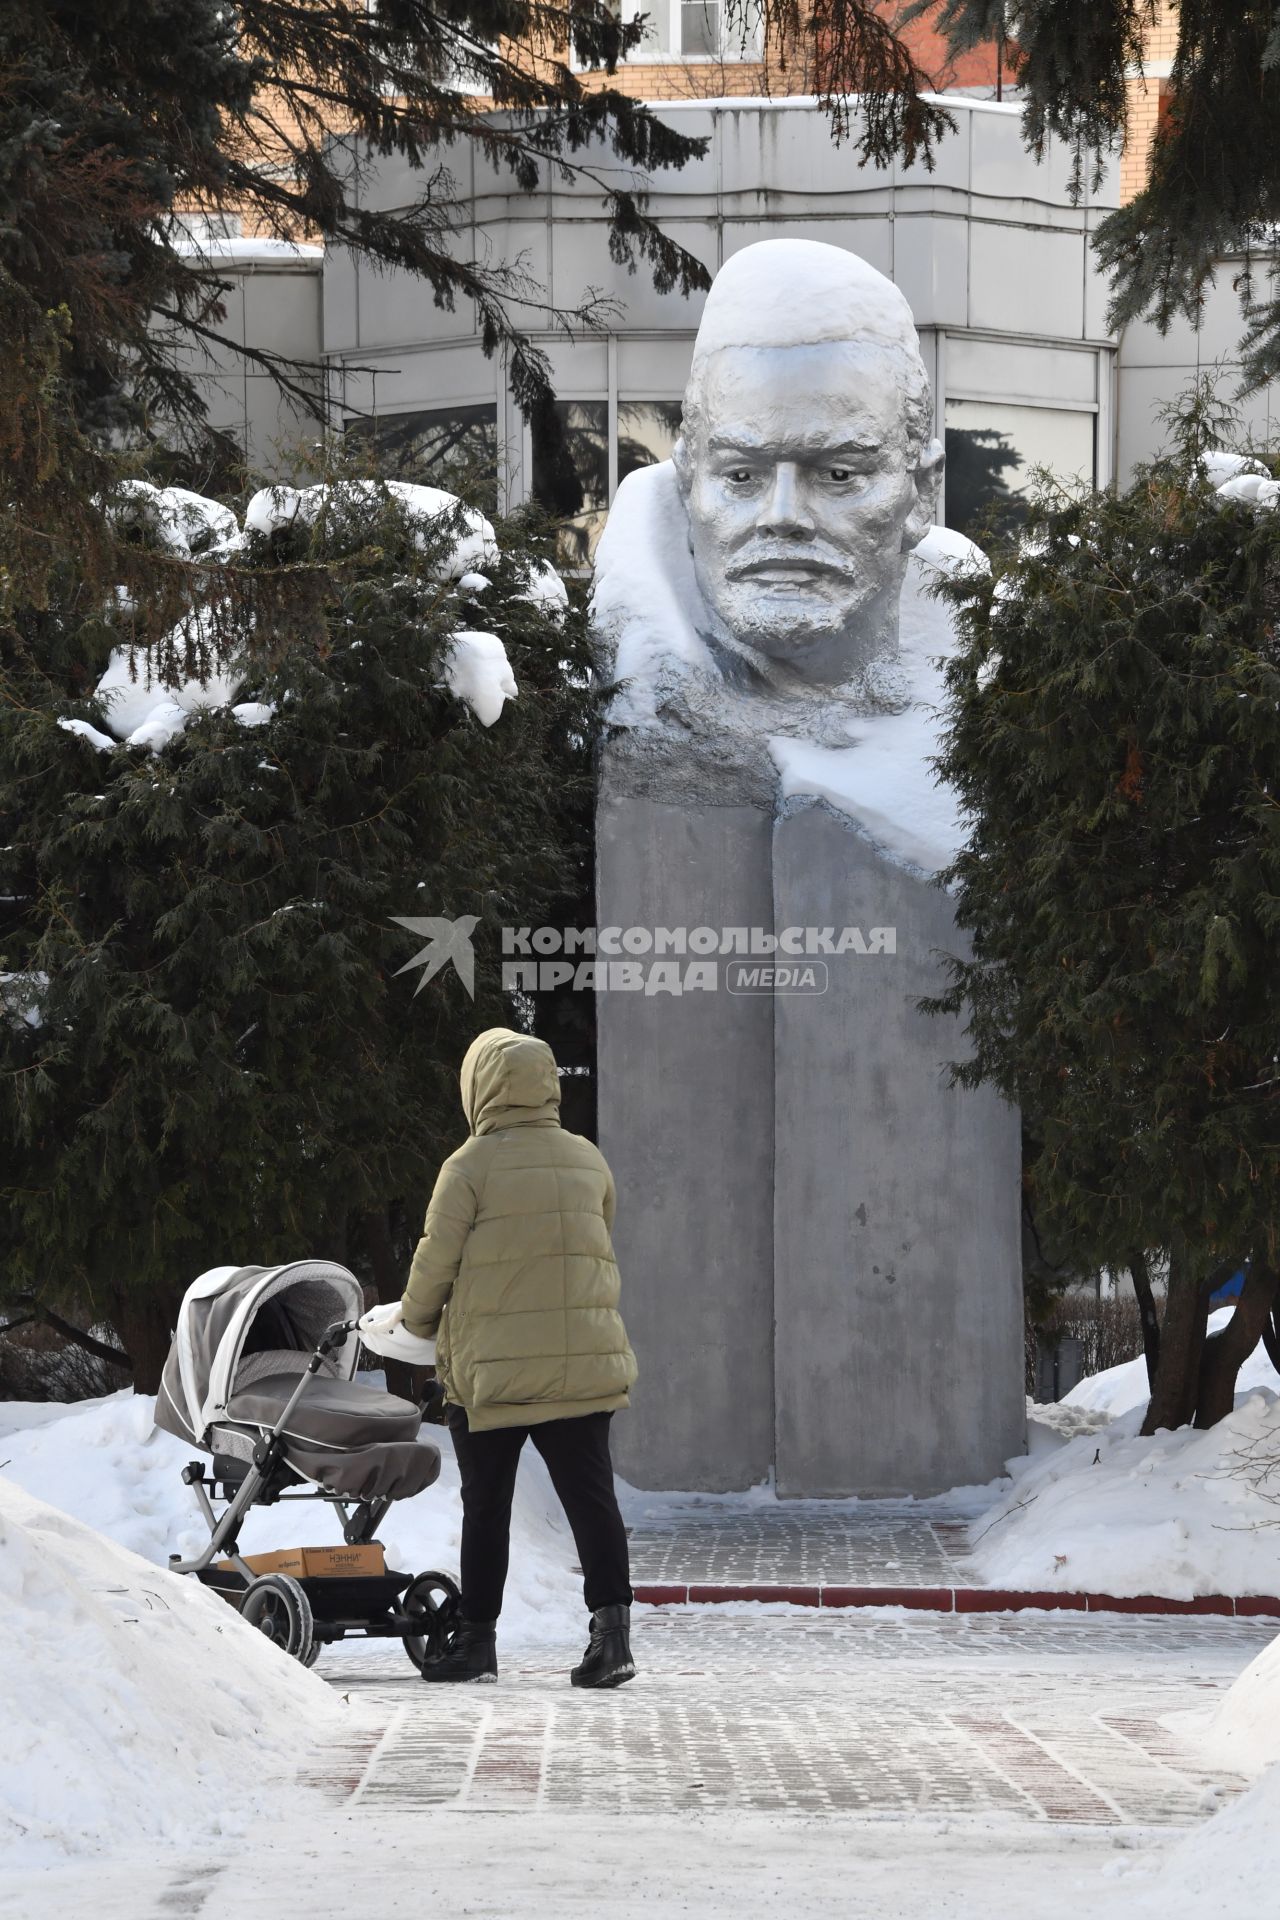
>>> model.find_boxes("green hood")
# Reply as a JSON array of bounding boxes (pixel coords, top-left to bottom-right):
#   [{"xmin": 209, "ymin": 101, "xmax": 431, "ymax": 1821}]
[{"xmin": 460, "ymin": 1027, "xmax": 561, "ymax": 1136}]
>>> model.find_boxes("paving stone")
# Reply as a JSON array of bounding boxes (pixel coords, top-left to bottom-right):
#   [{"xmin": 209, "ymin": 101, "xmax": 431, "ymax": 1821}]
[
  {"xmin": 318, "ymin": 1610, "xmax": 1270, "ymax": 1829},
  {"xmin": 625, "ymin": 1503, "xmax": 979, "ymax": 1588}
]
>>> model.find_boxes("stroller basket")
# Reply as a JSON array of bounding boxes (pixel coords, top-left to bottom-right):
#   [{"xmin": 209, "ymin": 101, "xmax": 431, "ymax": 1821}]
[{"xmin": 155, "ymin": 1260, "xmax": 458, "ymax": 1667}]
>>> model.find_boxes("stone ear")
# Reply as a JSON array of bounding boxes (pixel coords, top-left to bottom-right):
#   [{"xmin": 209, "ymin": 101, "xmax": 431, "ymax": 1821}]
[
  {"xmin": 902, "ymin": 436, "xmax": 945, "ymax": 549},
  {"xmin": 672, "ymin": 436, "xmax": 692, "ymax": 495}
]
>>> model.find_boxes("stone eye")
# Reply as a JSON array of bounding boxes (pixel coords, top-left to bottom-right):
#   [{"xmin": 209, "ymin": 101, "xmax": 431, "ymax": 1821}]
[{"xmin": 830, "ymin": 467, "xmax": 852, "ymax": 482}]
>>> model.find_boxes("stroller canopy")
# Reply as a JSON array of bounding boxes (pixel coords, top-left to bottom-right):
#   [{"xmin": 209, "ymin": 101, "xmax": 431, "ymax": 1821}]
[{"xmin": 157, "ymin": 1261, "xmax": 364, "ymax": 1448}]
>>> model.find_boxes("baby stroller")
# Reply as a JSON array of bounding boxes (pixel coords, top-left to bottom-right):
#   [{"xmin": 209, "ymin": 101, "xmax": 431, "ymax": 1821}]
[{"xmin": 155, "ymin": 1259, "xmax": 459, "ymax": 1667}]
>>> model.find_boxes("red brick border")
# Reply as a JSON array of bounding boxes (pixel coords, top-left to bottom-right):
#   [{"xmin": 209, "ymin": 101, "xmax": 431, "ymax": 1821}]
[{"xmin": 632, "ymin": 1582, "xmax": 1280, "ymax": 1617}]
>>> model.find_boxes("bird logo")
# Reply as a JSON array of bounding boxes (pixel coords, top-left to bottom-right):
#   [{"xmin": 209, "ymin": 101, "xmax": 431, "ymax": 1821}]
[{"xmin": 390, "ymin": 915, "xmax": 479, "ymax": 998}]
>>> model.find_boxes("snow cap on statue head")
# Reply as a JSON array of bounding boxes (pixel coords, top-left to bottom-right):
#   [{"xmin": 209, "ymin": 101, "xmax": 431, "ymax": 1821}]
[{"xmin": 676, "ymin": 238, "xmax": 935, "ymax": 467}]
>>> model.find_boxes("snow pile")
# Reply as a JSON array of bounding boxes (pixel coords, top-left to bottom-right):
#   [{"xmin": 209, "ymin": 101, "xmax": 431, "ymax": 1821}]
[
  {"xmin": 1200, "ymin": 446, "xmax": 1280, "ymax": 512},
  {"xmin": 516, "ymin": 557, "xmax": 570, "ymax": 622},
  {"xmin": 57, "ymin": 715, "xmax": 116, "ymax": 754},
  {"xmin": 441, "ymin": 630, "xmax": 518, "ymax": 726},
  {"xmin": 1197, "ymin": 1626, "xmax": 1280, "ymax": 1773},
  {"xmin": 106, "ymin": 479, "xmax": 240, "ymax": 559},
  {"xmin": 1115, "ymin": 1633, "xmax": 1280, "ymax": 1919},
  {"xmin": 1214, "ymin": 470, "xmax": 1280, "ymax": 511},
  {"xmin": 1063, "ymin": 1308, "xmax": 1280, "ymax": 1421},
  {"xmin": 910, "ymin": 522, "xmax": 988, "ymax": 580},
  {"xmin": 1200, "ymin": 449, "xmax": 1269, "ymax": 487},
  {"xmin": 972, "ymin": 1380, "xmax": 1280, "ymax": 1599},
  {"xmin": 0, "ymin": 1475, "xmax": 345, "ymax": 1862},
  {"xmin": 0, "ymin": 1392, "xmax": 586, "ymax": 1649},
  {"xmin": 93, "ymin": 603, "xmax": 246, "ymax": 749},
  {"xmin": 243, "ymin": 480, "xmax": 499, "ymax": 579}
]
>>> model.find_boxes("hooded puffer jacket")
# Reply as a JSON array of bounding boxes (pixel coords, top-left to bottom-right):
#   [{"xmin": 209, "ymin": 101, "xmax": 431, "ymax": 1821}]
[{"xmin": 401, "ymin": 1027, "xmax": 637, "ymax": 1431}]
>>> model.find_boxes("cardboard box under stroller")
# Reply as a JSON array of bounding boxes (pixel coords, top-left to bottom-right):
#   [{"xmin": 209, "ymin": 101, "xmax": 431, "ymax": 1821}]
[{"xmin": 221, "ymin": 1544, "xmax": 386, "ymax": 1580}]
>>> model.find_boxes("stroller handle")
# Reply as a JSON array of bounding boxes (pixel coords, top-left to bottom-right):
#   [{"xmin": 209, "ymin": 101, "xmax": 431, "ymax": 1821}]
[{"xmin": 316, "ymin": 1318, "xmax": 358, "ymax": 1361}]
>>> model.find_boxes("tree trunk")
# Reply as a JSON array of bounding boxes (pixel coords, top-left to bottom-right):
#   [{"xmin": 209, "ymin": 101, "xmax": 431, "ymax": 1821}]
[
  {"xmin": 108, "ymin": 1291, "xmax": 180, "ymax": 1395},
  {"xmin": 1128, "ymin": 1250, "xmax": 1161, "ymax": 1391},
  {"xmin": 1194, "ymin": 1260, "xmax": 1280, "ymax": 1430},
  {"xmin": 1262, "ymin": 1307, "xmax": 1280, "ymax": 1374},
  {"xmin": 1140, "ymin": 1243, "xmax": 1213, "ymax": 1435}
]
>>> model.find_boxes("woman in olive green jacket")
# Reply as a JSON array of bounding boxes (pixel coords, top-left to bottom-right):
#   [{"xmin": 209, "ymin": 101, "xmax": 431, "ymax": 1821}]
[{"xmin": 400, "ymin": 1027, "xmax": 638, "ymax": 1688}]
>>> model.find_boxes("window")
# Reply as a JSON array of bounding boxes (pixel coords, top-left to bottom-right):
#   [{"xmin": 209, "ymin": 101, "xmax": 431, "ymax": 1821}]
[
  {"xmin": 532, "ymin": 400, "xmax": 610, "ymax": 567},
  {"xmin": 943, "ymin": 400, "xmax": 1095, "ymax": 542},
  {"xmin": 344, "ymin": 405, "xmax": 499, "ymax": 510},
  {"xmin": 579, "ymin": 0, "xmax": 761, "ymax": 62},
  {"xmin": 617, "ymin": 399, "xmax": 683, "ymax": 484}
]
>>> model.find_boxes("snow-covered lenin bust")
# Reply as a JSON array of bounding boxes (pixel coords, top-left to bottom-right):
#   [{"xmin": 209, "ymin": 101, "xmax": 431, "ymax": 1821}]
[
  {"xmin": 592, "ymin": 237, "xmax": 953, "ymax": 809},
  {"xmin": 592, "ymin": 238, "xmax": 1024, "ymax": 1501}
]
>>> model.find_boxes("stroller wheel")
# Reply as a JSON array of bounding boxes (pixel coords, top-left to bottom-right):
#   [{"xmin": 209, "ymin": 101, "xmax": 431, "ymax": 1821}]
[
  {"xmin": 401, "ymin": 1570, "xmax": 461, "ymax": 1671},
  {"xmin": 240, "ymin": 1573, "xmax": 315, "ymax": 1666}
]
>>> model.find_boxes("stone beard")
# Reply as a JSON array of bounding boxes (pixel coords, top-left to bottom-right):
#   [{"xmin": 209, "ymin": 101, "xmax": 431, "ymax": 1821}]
[{"xmin": 674, "ymin": 337, "xmax": 942, "ymax": 692}]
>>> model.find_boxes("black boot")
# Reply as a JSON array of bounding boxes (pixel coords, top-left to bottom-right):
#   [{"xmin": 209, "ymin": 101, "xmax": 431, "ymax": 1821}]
[
  {"xmin": 571, "ymin": 1604, "xmax": 636, "ymax": 1689},
  {"xmin": 420, "ymin": 1617, "xmax": 498, "ymax": 1683}
]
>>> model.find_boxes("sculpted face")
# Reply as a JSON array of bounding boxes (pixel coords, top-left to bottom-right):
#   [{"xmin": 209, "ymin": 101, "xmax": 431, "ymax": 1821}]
[{"xmin": 680, "ymin": 341, "xmax": 941, "ymax": 682}]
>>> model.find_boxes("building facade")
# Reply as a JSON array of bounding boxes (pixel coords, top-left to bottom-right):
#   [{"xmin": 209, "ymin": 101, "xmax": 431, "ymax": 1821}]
[
  {"xmin": 322, "ymin": 94, "xmax": 1118, "ymax": 555},
  {"xmin": 193, "ymin": 4, "xmax": 1279, "ymax": 518}
]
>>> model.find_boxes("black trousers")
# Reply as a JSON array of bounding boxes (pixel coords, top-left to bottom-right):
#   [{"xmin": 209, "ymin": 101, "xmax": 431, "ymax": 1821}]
[{"xmin": 447, "ymin": 1407, "xmax": 633, "ymax": 1623}]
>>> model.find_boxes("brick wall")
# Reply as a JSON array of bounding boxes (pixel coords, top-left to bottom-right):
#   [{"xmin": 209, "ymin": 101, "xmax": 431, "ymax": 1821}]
[{"xmin": 1120, "ymin": 0, "xmax": 1179, "ymax": 201}]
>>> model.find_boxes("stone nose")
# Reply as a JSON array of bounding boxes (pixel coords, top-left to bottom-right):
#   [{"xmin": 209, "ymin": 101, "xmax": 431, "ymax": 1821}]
[{"xmin": 756, "ymin": 462, "xmax": 814, "ymax": 536}]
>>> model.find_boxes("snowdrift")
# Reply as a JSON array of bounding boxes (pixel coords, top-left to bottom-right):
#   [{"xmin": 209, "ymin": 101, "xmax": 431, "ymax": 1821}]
[
  {"xmin": 1062, "ymin": 1307, "xmax": 1280, "ymax": 1420},
  {"xmin": 0, "ymin": 1391, "xmax": 586, "ymax": 1649},
  {"xmin": 1117, "ymin": 1628, "xmax": 1280, "ymax": 1918},
  {"xmin": 0, "ymin": 1476, "xmax": 345, "ymax": 1862},
  {"xmin": 975, "ymin": 1322, "xmax": 1280, "ymax": 1598}
]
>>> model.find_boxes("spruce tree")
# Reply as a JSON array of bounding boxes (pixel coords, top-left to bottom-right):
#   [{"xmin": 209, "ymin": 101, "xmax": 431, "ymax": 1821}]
[
  {"xmin": 928, "ymin": 411, "xmax": 1280, "ymax": 1431},
  {"xmin": 0, "ymin": 477, "xmax": 594, "ymax": 1389}
]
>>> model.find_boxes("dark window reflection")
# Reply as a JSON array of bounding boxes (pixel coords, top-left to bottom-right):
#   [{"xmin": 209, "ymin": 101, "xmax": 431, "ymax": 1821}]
[
  {"xmin": 618, "ymin": 399, "xmax": 683, "ymax": 484},
  {"xmin": 943, "ymin": 427, "xmax": 1021, "ymax": 541},
  {"xmin": 944, "ymin": 399, "xmax": 1095, "ymax": 543},
  {"xmin": 532, "ymin": 399, "xmax": 608, "ymax": 567},
  {"xmin": 345, "ymin": 404, "xmax": 498, "ymax": 511}
]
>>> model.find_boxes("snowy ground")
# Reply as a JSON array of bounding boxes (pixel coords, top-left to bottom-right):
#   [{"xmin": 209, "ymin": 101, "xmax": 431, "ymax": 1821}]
[
  {"xmin": 1, "ymin": 1611, "xmax": 1275, "ymax": 1919},
  {"xmin": 3, "ymin": 1330, "xmax": 1280, "ymax": 1916}
]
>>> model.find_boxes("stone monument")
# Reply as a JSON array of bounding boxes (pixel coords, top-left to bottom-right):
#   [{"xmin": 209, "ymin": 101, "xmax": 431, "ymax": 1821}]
[{"xmin": 592, "ymin": 239, "xmax": 1025, "ymax": 1496}]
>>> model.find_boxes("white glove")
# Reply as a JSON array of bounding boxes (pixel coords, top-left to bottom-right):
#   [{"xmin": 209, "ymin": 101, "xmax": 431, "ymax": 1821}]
[{"xmin": 357, "ymin": 1301, "xmax": 437, "ymax": 1366}]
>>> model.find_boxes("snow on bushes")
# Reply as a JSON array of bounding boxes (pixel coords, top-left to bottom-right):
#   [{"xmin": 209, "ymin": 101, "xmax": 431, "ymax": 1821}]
[{"xmin": 79, "ymin": 478, "xmax": 552, "ymax": 749}]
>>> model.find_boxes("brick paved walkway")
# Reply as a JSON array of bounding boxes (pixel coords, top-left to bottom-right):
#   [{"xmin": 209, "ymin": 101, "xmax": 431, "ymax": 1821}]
[
  {"xmin": 623, "ymin": 1500, "xmax": 977, "ymax": 1588},
  {"xmin": 319, "ymin": 1610, "xmax": 1269, "ymax": 1827}
]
